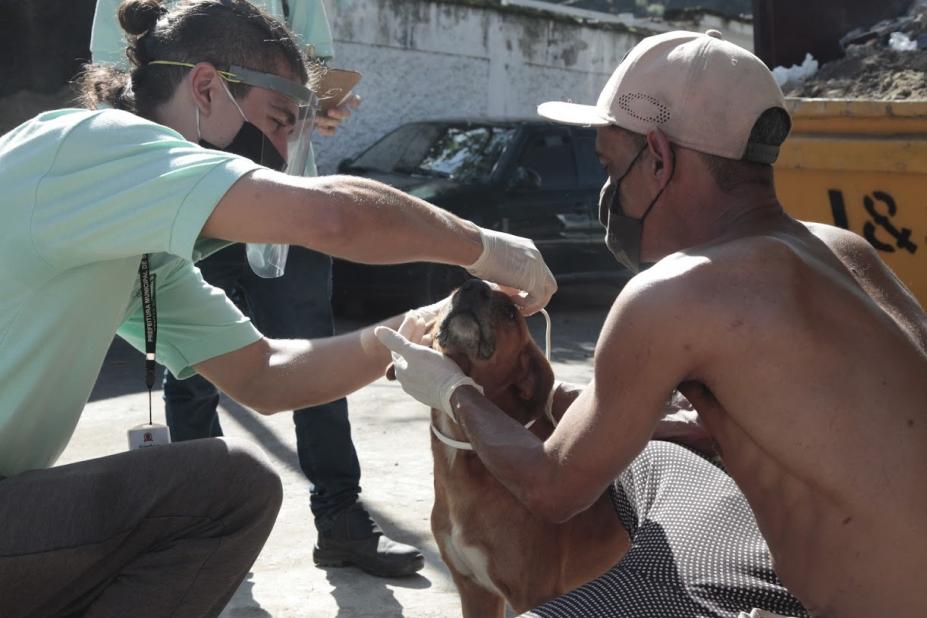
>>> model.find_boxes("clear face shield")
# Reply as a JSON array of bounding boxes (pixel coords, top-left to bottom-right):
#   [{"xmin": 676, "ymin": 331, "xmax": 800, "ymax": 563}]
[
  {"xmin": 226, "ymin": 66, "xmax": 318, "ymax": 278},
  {"xmin": 224, "ymin": 65, "xmax": 318, "ymax": 175}
]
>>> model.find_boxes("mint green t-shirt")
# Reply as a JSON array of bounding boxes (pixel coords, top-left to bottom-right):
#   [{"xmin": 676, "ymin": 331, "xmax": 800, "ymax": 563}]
[{"xmin": 0, "ymin": 108, "xmax": 263, "ymax": 477}]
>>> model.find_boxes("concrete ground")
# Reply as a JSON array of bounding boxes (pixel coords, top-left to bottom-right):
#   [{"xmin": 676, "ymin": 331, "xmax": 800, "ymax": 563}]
[{"xmin": 58, "ymin": 287, "xmax": 616, "ymax": 618}]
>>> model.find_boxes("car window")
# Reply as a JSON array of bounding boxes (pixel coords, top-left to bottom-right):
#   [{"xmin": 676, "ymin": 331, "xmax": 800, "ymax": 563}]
[
  {"xmin": 349, "ymin": 123, "xmax": 424, "ymax": 173},
  {"xmin": 575, "ymin": 131, "xmax": 607, "ymax": 190},
  {"xmin": 350, "ymin": 124, "xmax": 517, "ymax": 183},
  {"xmin": 415, "ymin": 127, "xmax": 516, "ymax": 182},
  {"xmin": 516, "ymin": 130, "xmax": 578, "ymax": 191}
]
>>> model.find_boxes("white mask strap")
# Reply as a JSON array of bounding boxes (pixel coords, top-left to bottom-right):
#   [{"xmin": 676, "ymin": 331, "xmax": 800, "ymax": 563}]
[
  {"xmin": 219, "ymin": 79, "xmax": 248, "ymax": 122},
  {"xmin": 195, "ymin": 80, "xmax": 248, "ymax": 143}
]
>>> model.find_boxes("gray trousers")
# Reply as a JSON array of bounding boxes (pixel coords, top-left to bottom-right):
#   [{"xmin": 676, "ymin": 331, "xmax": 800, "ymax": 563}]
[{"xmin": 0, "ymin": 438, "xmax": 282, "ymax": 618}]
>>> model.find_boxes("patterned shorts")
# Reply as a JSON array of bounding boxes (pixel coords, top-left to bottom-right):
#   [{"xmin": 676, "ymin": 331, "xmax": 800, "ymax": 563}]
[{"xmin": 522, "ymin": 441, "xmax": 807, "ymax": 618}]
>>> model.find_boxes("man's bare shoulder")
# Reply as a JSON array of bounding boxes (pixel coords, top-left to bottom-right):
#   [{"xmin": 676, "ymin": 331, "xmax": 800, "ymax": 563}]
[
  {"xmin": 802, "ymin": 221, "xmax": 927, "ymax": 351},
  {"xmin": 595, "ymin": 257, "xmax": 709, "ymax": 361},
  {"xmin": 598, "ymin": 245, "xmax": 774, "ymax": 353},
  {"xmin": 802, "ymin": 221, "xmax": 876, "ymax": 263},
  {"xmin": 599, "ymin": 235, "xmax": 810, "ymax": 365},
  {"xmin": 628, "ymin": 236, "xmax": 800, "ymax": 308}
]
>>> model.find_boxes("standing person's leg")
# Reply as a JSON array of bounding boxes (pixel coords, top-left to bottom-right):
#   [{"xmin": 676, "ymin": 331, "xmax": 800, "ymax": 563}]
[
  {"xmin": 163, "ymin": 245, "xmax": 250, "ymax": 441},
  {"xmin": 244, "ymin": 245, "xmax": 424, "ymax": 577},
  {"xmin": 0, "ymin": 438, "xmax": 281, "ymax": 618}
]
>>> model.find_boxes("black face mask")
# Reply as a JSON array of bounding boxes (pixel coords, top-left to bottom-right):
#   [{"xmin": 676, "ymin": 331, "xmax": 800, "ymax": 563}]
[
  {"xmin": 597, "ymin": 145, "xmax": 672, "ymax": 273},
  {"xmin": 200, "ymin": 121, "xmax": 287, "ymax": 172}
]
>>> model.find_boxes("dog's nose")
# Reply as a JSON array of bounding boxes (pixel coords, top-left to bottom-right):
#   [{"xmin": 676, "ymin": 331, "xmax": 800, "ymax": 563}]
[{"xmin": 459, "ymin": 278, "xmax": 491, "ymax": 302}]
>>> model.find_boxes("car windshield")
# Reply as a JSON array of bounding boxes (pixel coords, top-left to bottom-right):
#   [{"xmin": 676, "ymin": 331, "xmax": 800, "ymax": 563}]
[{"xmin": 348, "ymin": 124, "xmax": 517, "ymax": 183}]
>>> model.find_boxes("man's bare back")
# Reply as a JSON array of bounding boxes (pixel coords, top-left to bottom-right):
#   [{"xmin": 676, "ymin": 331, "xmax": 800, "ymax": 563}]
[
  {"xmin": 665, "ymin": 216, "xmax": 927, "ymax": 617},
  {"xmin": 375, "ymin": 28, "xmax": 927, "ymax": 618}
]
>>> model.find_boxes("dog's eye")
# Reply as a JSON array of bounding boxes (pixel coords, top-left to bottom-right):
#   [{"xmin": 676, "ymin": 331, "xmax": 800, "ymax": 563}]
[{"xmin": 505, "ymin": 305, "xmax": 518, "ymax": 321}]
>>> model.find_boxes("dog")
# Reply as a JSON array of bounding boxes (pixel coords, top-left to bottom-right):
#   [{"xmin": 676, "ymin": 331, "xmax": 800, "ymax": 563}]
[{"xmin": 419, "ymin": 279, "xmax": 629, "ymax": 616}]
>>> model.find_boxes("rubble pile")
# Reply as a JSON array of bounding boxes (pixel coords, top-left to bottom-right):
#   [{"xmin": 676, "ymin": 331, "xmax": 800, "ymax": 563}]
[{"xmin": 783, "ymin": 1, "xmax": 927, "ymax": 100}]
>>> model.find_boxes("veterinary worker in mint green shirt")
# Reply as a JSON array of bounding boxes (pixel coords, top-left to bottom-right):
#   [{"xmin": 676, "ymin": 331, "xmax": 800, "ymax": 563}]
[
  {"xmin": 0, "ymin": 1, "xmax": 555, "ymax": 615},
  {"xmin": 89, "ymin": 0, "xmax": 417, "ymax": 580}
]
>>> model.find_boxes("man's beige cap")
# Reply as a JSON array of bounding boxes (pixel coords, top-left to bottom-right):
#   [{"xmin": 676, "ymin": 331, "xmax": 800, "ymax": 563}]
[{"xmin": 538, "ymin": 30, "xmax": 789, "ymax": 164}]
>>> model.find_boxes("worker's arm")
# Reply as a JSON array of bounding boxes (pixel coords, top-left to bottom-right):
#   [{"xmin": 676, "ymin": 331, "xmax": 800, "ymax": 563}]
[
  {"xmin": 194, "ymin": 309, "xmax": 418, "ymax": 414},
  {"xmin": 203, "ymin": 169, "xmax": 556, "ymax": 313},
  {"xmin": 203, "ymin": 169, "xmax": 483, "ymax": 266}
]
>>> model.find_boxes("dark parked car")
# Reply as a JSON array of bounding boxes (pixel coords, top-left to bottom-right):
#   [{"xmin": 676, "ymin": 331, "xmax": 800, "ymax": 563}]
[{"xmin": 332, "ymin": 119, "xmax": 631, "ymax": 312}]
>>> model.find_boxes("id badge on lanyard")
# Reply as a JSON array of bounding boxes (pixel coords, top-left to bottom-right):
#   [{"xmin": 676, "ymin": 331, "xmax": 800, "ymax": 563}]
[{"xmin": 127, "ymin": 254, "xmax": 172, "ymax": 450}]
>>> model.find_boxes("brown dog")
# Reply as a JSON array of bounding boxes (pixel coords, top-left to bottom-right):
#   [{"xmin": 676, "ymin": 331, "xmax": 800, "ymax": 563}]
[{"xmin": 423, "ymin": 279, "xmax": 629, "ymax": 616}]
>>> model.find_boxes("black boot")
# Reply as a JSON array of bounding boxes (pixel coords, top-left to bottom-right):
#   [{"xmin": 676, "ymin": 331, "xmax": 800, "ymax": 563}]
[{"xmin": 313, "ymin": 502, "xmax": 425, "ymax": 577}]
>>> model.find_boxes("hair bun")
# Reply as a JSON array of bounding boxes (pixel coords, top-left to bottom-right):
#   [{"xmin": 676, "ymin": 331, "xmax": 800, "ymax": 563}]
[{"xmin": 119, "ymin": 0, "xmax": 167, "ymax": 36}]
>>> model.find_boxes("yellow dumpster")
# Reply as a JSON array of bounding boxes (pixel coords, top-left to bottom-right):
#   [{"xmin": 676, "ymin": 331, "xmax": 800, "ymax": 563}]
[{"xmin": 775, "ymin": 98, "xmax": 927, "ymax": 308}]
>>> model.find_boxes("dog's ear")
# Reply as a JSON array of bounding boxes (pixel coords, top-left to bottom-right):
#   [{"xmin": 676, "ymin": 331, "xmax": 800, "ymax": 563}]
[
  {"xmin": 385, "ymin": 363, "xmax": 397, "ymax": 381},
  {"xmin": 513, "ymin": 343, "xmax": 555, "ymax": 410}
]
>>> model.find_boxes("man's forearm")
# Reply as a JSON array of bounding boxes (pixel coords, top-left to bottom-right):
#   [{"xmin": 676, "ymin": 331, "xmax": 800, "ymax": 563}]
[
  {"xmin": 557, "ymin": 383, "xmax": 712, "ymax": 454},
  {"xmin": 451, "ymin": 386, "xmax": 570, "ymax": 521},
  {"xmin": 457, "ymin": 381, "xmax": 713, "ymax": 519}
]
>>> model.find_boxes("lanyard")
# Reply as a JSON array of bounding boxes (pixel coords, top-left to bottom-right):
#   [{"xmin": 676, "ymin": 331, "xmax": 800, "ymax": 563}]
[{"xmin": 138, "ymin": 254, "xmax": 157, "ymax": 425}]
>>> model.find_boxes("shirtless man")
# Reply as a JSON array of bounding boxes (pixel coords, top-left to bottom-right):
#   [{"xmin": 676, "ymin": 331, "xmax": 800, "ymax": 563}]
[{"xmin": 377, "ymin": 31, "xmax": 927, "ymax": 617}]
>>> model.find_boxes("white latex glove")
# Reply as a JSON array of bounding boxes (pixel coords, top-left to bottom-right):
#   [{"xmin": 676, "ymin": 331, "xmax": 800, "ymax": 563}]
[
  {"xmin": 466, "ymin": 228, "xmax": 557, "ymax": 315},
  {"xmin": 375, "ymin": 326, "xmax": 482, "ymax": 420}
]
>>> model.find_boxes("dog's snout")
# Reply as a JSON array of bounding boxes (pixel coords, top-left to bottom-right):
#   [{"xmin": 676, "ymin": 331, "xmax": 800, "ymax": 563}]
[
  {"xmin": 458, "ymin": 278, "xmax": 491, "ymax": 303},
  {"xmin": 443, "ymin": 278, "xmax": 497, "ymax": 361}
]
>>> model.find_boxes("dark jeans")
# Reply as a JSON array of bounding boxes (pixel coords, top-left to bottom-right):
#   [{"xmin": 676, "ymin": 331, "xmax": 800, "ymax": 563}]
[{"xmin": 163, "ymin": 244, "xmax": 361, "ymax": 527}]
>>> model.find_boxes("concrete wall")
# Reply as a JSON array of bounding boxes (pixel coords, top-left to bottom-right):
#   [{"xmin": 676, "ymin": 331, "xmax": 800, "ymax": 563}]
[
  {"xmin": 0, "ymin": 0, "xmax": 752, "ymax": 167},
  {"xmin": 313, "ymin": 0, "xmax": 650, "ymax": 172}
]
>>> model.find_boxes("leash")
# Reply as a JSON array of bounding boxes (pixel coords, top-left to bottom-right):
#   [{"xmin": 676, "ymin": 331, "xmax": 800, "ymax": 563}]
[{"xmin": 431, "ymin": 308, "xmax": 557, "ymax": 451}]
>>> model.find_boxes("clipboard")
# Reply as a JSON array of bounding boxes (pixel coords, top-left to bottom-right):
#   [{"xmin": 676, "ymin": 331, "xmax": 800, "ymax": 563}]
[{"xmin": 316, "ymin": 68, "xmax": 362, "ymax": 113}]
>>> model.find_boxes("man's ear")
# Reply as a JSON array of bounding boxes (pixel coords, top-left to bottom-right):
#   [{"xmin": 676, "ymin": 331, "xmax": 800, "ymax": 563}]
[
  {"xmin": 513, "ymin": 343, "xmax": 555, "ymax": 410},
  {"xmin": 646, "ymin": 128, "xmax": 675, "ymax": 188}
]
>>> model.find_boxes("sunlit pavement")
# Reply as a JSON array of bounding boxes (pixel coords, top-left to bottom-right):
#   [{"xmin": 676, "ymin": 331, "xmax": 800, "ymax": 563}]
[{"xmin": 59, "ymin": 287, "xmax": 615, "ymax": 617}]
